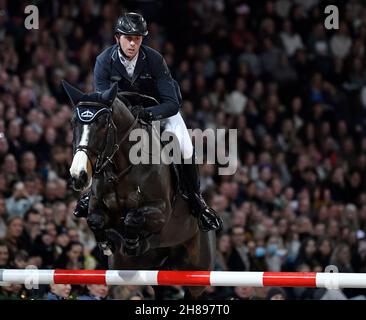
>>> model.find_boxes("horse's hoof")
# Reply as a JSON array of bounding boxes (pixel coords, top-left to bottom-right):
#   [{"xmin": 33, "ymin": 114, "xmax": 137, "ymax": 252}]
[
  {"xmin": 103, "ymin": 248, "xmax": 113, "ymax": 256},
  {"xmin": 124, "ymin": 247, "xmax": 137, "ymax": 256},
  {"xmin": 123, "ymin": 238, "xmax": 139, "ymax": 256},
  {"xmin": 122, "ymin": 237, "xmax": 150, "ymax": 256},
  {"xmin": 99, "ymin": 242, "xmax": 113, "ymax": 256}
]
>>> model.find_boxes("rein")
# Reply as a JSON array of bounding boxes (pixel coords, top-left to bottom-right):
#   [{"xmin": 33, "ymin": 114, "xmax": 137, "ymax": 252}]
[{"xmin": 94, "ymin": 116, "xmax": 139, "ymax": 178}]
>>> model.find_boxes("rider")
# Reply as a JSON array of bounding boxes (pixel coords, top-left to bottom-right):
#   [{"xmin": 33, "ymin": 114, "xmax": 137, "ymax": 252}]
[{"xmin": 73, "ymin": 12, "xmax": 221, "ymax": 232}]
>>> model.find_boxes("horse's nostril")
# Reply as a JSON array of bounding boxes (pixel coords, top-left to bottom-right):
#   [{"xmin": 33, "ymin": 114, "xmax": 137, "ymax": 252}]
[{"xmin": 80, "ymin": 170, "xmax": 88, "ymax": 184}]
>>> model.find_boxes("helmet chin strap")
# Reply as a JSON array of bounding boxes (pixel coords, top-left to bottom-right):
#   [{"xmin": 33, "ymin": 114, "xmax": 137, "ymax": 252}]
[
  {"xmin": 115, "ymin": 34, "xmax": 131, "ymax": 60},
  {"xmin": 119, "ymin": 45, "xmax": 130, "ymax": 60}
]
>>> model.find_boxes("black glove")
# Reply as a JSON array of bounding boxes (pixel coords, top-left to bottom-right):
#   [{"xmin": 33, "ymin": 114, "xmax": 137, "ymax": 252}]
[
  {"xmin": 73, "ymin": 192, "xmax": 90, "ymax": 218},
  {"xmin": 130, "ymin": 105, "xmax": 154, "ymax": 122}
]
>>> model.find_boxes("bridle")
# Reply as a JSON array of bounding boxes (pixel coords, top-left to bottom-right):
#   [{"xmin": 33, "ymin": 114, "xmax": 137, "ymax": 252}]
[
  {"xmin": 73, "ymin": 92, "xmax": 159, "ymax": 182},
  {"xmin": 94, "ymin": 115, "xmax": 138, "ymax": 178},
  {"xmin": 73, "ymin": 101, "xmax": 138, "ymax": 181}
]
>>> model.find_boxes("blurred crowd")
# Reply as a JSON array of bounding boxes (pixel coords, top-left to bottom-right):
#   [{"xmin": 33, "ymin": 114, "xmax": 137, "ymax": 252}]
[{"xmin": 1, "ymin": 0, "xmax": 366, "ymax": 300}]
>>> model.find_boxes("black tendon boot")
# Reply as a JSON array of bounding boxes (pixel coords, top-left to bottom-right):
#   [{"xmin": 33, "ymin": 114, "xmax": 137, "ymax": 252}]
[
  {"xmin": 182, "ymin": 157, "xmax": 222, "ymax": 232},
  {"xmin": 73, "ymin": 192, "xmax": 90, "ymax": 218},
  {"xmin": 123, "ymin": 209, "xmax": 147, "ymax": 256}
]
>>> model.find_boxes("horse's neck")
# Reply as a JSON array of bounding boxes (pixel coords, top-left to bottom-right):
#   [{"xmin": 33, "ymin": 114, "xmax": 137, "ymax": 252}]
[
  {"xmin": 113, "ymin": 100, "xmax": 135, "ymax": 134},
  {"xmin": 112, "ymin": 100, "xmax": 136, "ymax": 170}
]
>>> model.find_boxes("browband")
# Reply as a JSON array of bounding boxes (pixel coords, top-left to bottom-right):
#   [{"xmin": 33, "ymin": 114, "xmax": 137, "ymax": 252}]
[{"xmin": 75, "ymin": 101, "xmax": 111, "ymax": 124}]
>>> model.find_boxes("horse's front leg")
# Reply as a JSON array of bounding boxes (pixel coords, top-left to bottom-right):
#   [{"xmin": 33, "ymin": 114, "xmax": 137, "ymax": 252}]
[
  {"xmin": 87, "ymin": 195, "xmax": 113, "ymax": 256},
  {"xmin": 123, "ymin": 200, "xmax": 167, "ymax": 256}
]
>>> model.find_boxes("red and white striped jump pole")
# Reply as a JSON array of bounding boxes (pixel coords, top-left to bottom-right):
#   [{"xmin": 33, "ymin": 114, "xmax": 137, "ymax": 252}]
[{"xmin": 2, "ymin": 270, "xmax": 366, "ymax": 288}]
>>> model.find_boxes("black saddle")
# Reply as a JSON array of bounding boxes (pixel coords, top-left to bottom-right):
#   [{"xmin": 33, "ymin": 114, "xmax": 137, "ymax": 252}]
[{"xmin": 117, "ymin": 91, "xmax": 157, "ymax": 108}]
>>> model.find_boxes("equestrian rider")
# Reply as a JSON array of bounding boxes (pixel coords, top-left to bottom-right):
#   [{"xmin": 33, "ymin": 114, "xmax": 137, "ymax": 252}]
[{"xmin": 73, "ymin": 12, "xmax": 221, "ymax": 232}]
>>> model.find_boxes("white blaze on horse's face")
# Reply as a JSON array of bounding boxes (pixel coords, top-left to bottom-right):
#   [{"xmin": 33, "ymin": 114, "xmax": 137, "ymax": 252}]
[{"xmin": 70, "ymin": 124, "xmax": 93, "ymax": 191}]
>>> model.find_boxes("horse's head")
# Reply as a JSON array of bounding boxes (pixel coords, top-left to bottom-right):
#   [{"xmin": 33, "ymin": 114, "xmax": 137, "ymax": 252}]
[{"xmin": 62, "ymin": 81, "xmax": 118, "ymax": 191}]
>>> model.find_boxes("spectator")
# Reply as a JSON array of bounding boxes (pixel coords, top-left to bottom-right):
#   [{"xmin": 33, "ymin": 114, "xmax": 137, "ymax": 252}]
[
  {"xmin": 228, "ymin": 226, "xmax": 250, "ymax": 271},
  {"xmin": 225, "ymin": 78, "xmax": 248, "ymax": 115},
  {"xmin": 330, "ymin": 243, "xmax": 354, "ymax": 273},
  {"xmin": 266, "ymin": 287, "xmax": 287, "ymax": 300},
  {"xmin": 21, "ymin": 208, "xmax": 42, "ymax": 250},
  {"xmin": 3, "ymin": 216, "xmax": 28, "ymax": 257},
  {"xmin": 32, "ymin": 225, "xmax": 57, "ymax": 268},
  {"xmin": 330, "ymin": 22, "xmax": 352, "ymax": 59},
  {"xmin": 215, "ymin": 233, "xmax": 231, "ymax": 271},
  {"xmin": 231, "ymin": 286, "xmax": 256, "ymax": 300},
  {"xmin": 0, "ymin": 196, "xmax": 6, "ymax": 238},
  {"xmin": 280, "ymin": 19, "xmax": 304, "ymax": 57},
  {"xmin": 5, "ymin": 182, "xmax": 34, "ymax": 218},
  {"xmin": 293, "ymin": 237, "xmax": 319, "ymax": 271},
  {"xmin": 78, "ymin": 284, "xmax": 109, "ymax": 300},
  {"xmin": 47, "ymin": 284, "xmax": 72, "ymax": 300},
  {"xmin": 0, "ymin": 240, "xmax": 11, "ymax": 268},
  {"xmin": 55, "ymin": 241, "xmax": 85, "ymax": 270},
  {"xmin": 315, "ymin": 237, "xmax": 333, "ymax": 269},
  {"xmin": 0, "ymin": 283, "xmax": 24, "ymax": 300},
  {"xmin": 0, "ymin": 133, "xmax": 9, "ymax": 163}
]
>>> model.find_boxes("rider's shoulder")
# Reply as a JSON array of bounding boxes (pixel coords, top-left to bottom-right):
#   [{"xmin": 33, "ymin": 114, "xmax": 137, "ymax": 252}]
[
  {"xmin": 96, "ymin": 44, "xmax": 119, "ymax": 62},
  {"xmin": 141, "ymin": 45, "xmax": 164, "ymax": 61}
]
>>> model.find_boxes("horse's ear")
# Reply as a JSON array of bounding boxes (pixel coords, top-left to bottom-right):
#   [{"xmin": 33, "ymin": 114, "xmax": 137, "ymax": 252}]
[
  {"xmin": 61, "ymin": 80, "xmax": 84, "ymax": 107},
  {"xmin": 101, "ymin": 82, "xmax": 118, "ymax": 106}
]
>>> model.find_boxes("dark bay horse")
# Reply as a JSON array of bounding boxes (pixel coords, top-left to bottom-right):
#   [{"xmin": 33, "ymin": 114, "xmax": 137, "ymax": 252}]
[{"xmin": 62, "ymin": 81, "xmax": 215, "ymax": 299}]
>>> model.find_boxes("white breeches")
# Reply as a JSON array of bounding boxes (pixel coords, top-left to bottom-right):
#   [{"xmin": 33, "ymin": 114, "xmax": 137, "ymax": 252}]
[{"xmin": 161, "ymin": 112, "xmax": 193, "ymax": 160}]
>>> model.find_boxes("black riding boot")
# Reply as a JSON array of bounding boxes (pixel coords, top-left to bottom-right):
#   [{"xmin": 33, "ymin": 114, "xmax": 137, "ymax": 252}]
[
  {"xmin": 73, "ymin": 192, "xmax": 90, "ymax": 218},
  {"xmin": 182, "ymin": 160, "xmax": 222, "ymax": 232}
]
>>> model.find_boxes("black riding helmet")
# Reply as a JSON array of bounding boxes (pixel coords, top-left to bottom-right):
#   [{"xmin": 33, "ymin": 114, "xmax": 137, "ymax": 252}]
[{"xmin": 115, "ymin": 12, "xmax": 148, "ymax": 36}]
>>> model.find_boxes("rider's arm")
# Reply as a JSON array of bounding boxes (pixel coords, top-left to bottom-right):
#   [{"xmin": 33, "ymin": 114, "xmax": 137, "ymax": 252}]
[
  {"xmin": 94, "ymin": 55, "xmax": 111, "ymax": 92},
  {"xmin": 145, "ymin": 54, "xmax": 180, "ymax": 120}
]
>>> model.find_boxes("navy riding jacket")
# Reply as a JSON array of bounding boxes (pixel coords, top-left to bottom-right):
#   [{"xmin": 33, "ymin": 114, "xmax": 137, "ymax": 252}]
[{"xmin": 93, "ymin": 44, "xmax": 181, "ymax": 120}]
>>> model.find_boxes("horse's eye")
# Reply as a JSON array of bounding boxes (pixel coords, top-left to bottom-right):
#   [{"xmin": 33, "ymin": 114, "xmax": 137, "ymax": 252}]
[{"xmin": 97, "ymin": 116, "xmax": 108, "ymax": 128}]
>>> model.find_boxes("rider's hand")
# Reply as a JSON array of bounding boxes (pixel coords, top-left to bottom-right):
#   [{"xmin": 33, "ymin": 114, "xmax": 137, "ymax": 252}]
[{"xmin": 131, "ymin": 105, "xmax": 153, "ymax": 123}]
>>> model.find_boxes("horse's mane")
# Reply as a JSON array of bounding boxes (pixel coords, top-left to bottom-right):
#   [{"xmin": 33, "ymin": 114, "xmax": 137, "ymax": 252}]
[{"xmin": 115, "ymin": 93, "xmax": 133, "ymax": 110}]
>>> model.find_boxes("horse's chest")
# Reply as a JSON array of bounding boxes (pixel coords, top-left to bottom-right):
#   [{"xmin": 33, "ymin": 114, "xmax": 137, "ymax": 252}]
[
  {"xmin": 102, "ymin": 192, "xmax": 121, "ymax": 211},
  {"xmin": 101, "ymin": 185, "xmax": 140, "ymax": 212}
]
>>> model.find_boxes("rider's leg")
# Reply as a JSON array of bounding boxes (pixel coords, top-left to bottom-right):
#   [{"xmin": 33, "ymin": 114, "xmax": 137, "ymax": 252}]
[{"xmin": 164, "ymin": 112, "xmax": 222, "ymax": 232}]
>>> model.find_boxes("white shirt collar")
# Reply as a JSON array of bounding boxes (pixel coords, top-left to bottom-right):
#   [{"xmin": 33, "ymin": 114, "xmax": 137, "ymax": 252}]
[{"xmin": 118, "ymin": 49, "xmax": 139, "ymax": 77}]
